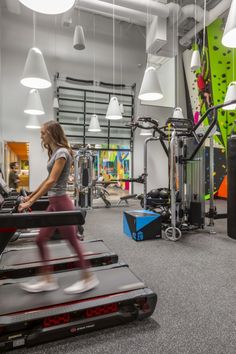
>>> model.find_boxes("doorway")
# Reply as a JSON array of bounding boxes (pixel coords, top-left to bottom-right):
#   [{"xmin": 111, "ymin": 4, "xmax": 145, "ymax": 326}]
[{"xmin": 4, "ymin": 142, "xmax": 30, "ymax": 191}]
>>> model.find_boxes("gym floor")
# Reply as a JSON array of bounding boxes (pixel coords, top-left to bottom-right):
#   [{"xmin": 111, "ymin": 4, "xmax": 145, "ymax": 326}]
[{"xmin": 17, "ymin": 200, "xmax": 236, "ymax": 354}]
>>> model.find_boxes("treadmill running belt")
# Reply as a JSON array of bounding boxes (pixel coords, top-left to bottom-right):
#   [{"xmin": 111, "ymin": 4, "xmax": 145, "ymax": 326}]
[
  {"xmin": 0, "ymin": 265, "xmax": 145, "ymax": 316},
  {"xmin": 1, "ymin": 240, "xmax": 110, "ymax": 266}
]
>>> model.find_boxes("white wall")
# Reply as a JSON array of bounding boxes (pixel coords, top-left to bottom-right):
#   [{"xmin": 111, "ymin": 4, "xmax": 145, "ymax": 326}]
[
  {"xmin": 1, "ymin": 8, "xmax": 175, "ymax": 192},
  {"xmin": 133, "ymin": 101, "xmax": 172, "ymax": 195}
]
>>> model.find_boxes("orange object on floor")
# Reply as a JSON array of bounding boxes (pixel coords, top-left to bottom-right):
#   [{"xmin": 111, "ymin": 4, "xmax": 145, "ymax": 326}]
[{"xmin": 217, "ymin": 175, "xmax": 227, "ymax": 198}]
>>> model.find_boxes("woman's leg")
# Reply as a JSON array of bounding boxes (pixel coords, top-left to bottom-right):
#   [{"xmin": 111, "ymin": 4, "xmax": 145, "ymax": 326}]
[
  {"xmin": 51, "ymin": 195, "xmax": 89, "ymax": 272},
  {"xmin": 20, "ymin": 204, "xmax": 59, "ymax": 292},
  {"xmin": 35, "ymin": 204, "xmax": 56, "ymax": 270},
  {"xmin": 57, "ymin": 224, "xmax": 88, "ymax": 270},
  {"xmin": 50, "ymin": 195, "xmax": 99, "ymax": 293}
]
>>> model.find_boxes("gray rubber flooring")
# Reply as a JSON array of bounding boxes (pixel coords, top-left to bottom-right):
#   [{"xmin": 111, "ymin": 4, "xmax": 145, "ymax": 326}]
[{"xmin": 15, "ymin": 200, "xmax": 236, "ymax": 354}]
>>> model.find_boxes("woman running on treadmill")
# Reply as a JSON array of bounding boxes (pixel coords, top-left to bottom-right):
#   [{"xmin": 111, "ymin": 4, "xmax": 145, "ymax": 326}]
[{"xmin": 18, "ymin": 120, "xmax": 99, "ymax": 294}]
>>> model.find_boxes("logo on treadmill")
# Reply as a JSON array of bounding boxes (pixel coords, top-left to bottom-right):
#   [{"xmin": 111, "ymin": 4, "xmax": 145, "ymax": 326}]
[
  {"xmin": 70, "ymin": 324, "xmax": 95, "ymax": 333},
  {"xmin": 8, "ymin": 334, "xmax": 23, "ymax": 340}
]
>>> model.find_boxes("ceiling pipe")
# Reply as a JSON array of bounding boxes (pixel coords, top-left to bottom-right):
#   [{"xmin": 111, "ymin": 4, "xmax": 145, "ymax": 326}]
[
  {"xmin": 95, "ymin": 0, "xmax": 169, "ymax": 18},
  {"xmin": 76, "ymin": 0, "xmax": 147, "ymax": 26},
  {"xmin": 166, "ymin": 2, "xmax": 181, "ymax": 25},
  {"xmin": 177, "ymin": 4, "xmax": 207, "ymax": 27},
  {"xmin": 179, "ymin": 0, "xmax": 232, "ymax": 47}
]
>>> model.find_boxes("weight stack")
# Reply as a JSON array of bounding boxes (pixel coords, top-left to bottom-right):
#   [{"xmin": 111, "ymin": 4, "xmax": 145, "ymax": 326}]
[{"xmin": 227, "ymin": 138, "xmax": 236, "ymax": 239}]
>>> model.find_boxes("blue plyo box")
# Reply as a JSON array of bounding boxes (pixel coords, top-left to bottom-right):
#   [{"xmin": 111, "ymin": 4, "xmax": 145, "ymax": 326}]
[{"xmin": 123, "ymin": 210, "xmax": 161, "ymax": 241}]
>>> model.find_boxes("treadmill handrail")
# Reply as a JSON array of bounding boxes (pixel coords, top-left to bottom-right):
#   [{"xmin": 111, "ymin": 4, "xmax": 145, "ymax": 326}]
[{"xmin": 0, "ymin": 210, "xmax": 85, "ymax": 229}]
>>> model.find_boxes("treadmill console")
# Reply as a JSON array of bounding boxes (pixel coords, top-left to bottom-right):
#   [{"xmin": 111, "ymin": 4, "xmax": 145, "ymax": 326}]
[{"xmin": 0, "ymin": 176, "xmax": 11, "ymax": 197}]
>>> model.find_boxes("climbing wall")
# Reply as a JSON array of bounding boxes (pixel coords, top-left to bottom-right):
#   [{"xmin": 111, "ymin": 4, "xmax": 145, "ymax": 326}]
[{"xmin": 207, "ymin": 18, "xmax": 236, "ymax": 148}]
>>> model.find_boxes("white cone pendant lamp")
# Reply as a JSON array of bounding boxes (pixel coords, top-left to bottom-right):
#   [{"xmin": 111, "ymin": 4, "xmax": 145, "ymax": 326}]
[
  {"xmin": 73, "ymin": 25, "xmax": 85, "ymax": 50},
  {"xmin": 26, "ymin": 115, "xmax": 41, "ymax": 129},
  {"xmin": 106, "ymin": 97, "xmax": 122, "ymax": 120},
  {"xmin": 53, "ymin": 97, "xmax": 59, "ymax": 109},
  {"xmin": 21, "ymin": 47, "xmax": 51, "ymax": 89},
  {"xmin": 222, "ymin": 0, "xmax": 236, "ymax": 48},
  {"xmin": 19, "ymin": 0, "xmax": 75, "ymax": 15},
  {"xmin": 24, "ymin": 89, "xmax": 44, "ymax": 115},
  {"xmin": 140, "ymin": 122, "xmax": 152, "ymax": 136},
  {"xmin": 190, "ymin": 49, "xmax": 201, "ymax": 71},
  {"xmin": 120, "ymin": 103, "xmax": 124, "ymax": 114},
  {"xmin": 223, "ymin": 82, "xmax": 236, "ymax": 110},
  {"xmin": 173, "ymin": 107, "xmax": 184, "ymax": 119},
  {"xmin": 88, "ymin": 114, "xmax": 101, "ymax": 132},
  {"xmin": 138, "ymin": 66, "xmax": 163, "ymax": 101}
]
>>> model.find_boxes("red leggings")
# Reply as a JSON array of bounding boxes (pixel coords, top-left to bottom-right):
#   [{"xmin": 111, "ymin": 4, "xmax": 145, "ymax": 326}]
[{"xmin": 36, "ymin": 194, "xmax": 88, "ymax": 271}]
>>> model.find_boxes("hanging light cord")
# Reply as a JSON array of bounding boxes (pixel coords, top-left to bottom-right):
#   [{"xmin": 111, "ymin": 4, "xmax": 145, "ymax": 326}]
[
  {"xmin": 173, "ymin": 3, "xmax": 176, "ymax": 107},
  {"xmin": 120, "ymin": 24, "xmax": 123, "ymax": 102},
  {"xmin": 176, "ymin": 0, "xmax": 179, "ymax": 107},
  {"xmin": 54, "ymin": 15, "xmax": 57, "ymax": 95},
  {"xmin": 33, "ymin": 11, "xmax": 36, "ymax": 47},
  {"xmin": 112, "ymin": 0, "xmax": 115, "ymax": 96},
  {"xmin": 233, "ymin": 49, "xmax": 235, "ymax": 82},
  {"xmin": 93, "ymin": 15, "xmax": 96, "ymax": 113},
  {"xmin": 194, "ymin": 0, "xmax": 197, "ymax": 46},
  {"xmin": 203, "ymin": 0, "xmax": 206, "ymax": 56}
]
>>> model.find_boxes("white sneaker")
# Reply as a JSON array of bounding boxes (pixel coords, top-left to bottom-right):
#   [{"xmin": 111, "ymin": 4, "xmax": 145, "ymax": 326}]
[
  {"xmin": 20, "ymin": 279, "xmax": 59, "ymax": 293},
  {"xmin": 64, "ymin": 274, "xmax": 99, "ymax": 295}
]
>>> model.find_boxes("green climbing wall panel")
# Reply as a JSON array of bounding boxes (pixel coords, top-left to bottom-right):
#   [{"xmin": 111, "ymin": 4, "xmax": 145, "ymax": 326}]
[{"xmin": 207, "ymin": 19, "xmax": 236, "ymax": 148}]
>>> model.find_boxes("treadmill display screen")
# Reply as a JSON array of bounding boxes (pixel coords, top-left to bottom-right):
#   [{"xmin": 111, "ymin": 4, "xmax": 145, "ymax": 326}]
[
  {"xmin": 85, "ymin": 303, "xmax": 118, "ymax": 318},
  {"xmin": 43, "ymin": 313, "xmax": 70, "ymax": 328}
]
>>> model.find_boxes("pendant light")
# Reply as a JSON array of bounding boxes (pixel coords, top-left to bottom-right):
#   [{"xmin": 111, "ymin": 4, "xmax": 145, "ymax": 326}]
[
  {"xmin": 173, "ymin": 6, "xmax": 184, "ymax": 117},
  {"xmin": 138, "ymin": 66, "xmax": 163, "ymax": 101},
  {"xmin": 173, "ymin": 107, "xmax": 184, "ymax": 119},
  {"xmin": 190, "ymin": 50, "xmax": 201, "ymax": 71},
  {"xmin": 106, "ymin": 0, "xmax": 122, "ymax": 120},
  {"xmin": 73, "ymin": 26, "xmax": 85, "ymax": 50},
  {"xmin": 119, "ymin": 23, "xmax": 124, "ymax": 115},
  {"xmin": 106, "ymin": 96, "xmax": 122, "ymax": 120},
  {"xmin": 120, "ymin": 103, "xmax": 124, "ymax": 114},
  {"xmin": 53, "ymin": 96, "xmax": 59, "ymax": 109},
  {"xmin": 190, "ymin": 0, "xmax": 201, "ymax": 71},
  {"xmin": 140, "ymin": 122, "xmax": 152, "ymax": 136},
  {"xmin": 21, "ymin": 13, "xmax": 51, "ymax": 89},
  {"xmin": 223, "ymin": 82, "xmax": 236, "ymax": 110},
  {"xmin": 88, "ymin": 16, "xmax": 101, "ymax": 132},
  {"xmin": 224, "ymin": 49, "xmax": 236, "ymax": 110},
  {"xmin": 73, "ymin": 6, "xmax": 85, "ymax": 50},
  {"xmin": 139, "ymin": 1, "xmax": 163, "ymax": 101},
  {"xmin": 19, "ymin": 0, "xmax": 75, "ymax": 15},
  {"xmin": 24, "ymin": 89, "xmax": 44, "ymax": 115},
  {"xmin": 26, "ymin": 115, "xmax": 41, "ymax": 129},
  {"xmin": 222, "ymin": 0, "xmax": 236, "ymax": 48},
  {"xmin": 88, "ymin": 114, "xmax": 101, "ymax": 132}
]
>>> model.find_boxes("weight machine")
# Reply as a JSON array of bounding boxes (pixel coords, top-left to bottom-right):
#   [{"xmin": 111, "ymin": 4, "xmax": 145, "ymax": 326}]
[{"xmin": 131, "ymin": 99, "xmax": 236, "ymax": 241}]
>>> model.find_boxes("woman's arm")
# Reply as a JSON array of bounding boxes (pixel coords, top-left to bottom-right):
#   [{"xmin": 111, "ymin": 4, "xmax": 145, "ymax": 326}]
[
  {"xmin": 18, "ymin": 158, "xmax": 66, "ymax": 212},
  {"xmin": 26, "ymin": 178, "xmax": 49, "ymax": 200}
]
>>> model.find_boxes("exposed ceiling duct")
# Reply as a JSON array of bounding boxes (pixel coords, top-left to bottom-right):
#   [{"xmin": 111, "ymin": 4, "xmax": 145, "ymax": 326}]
[
  {"xmin": 95, "ymin": 0, "xmax": 169, "ymax": 18},
  {"xmin": 179, "ymin": 0, "xmax": 232, "ymax": 46},
  {"xmin": 4, "ymin": 0, "xmax": 233, "ymax": 49},
  {"xmin": 75, "ymin": 0, "xmax": 147, "ymax": 27}
]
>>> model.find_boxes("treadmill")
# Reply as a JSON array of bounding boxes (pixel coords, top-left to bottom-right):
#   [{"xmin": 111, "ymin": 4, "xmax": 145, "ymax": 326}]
[
  {"xmin": 0, "ymin": 211, "xmax": 157, "ymax": 352},
  {"xmin": 0, "ymin": 212, "xmax": 118, "ymax": 279}
]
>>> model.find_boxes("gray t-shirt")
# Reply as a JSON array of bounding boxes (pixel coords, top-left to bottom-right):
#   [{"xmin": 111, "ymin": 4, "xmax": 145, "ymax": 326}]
[{"xmin": 47, "ymin": 147, "xmax": 72, "ymax": 197}]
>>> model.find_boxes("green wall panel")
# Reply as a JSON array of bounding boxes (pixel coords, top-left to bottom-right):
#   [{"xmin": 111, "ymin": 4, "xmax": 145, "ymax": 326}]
[{"xmin": 207, "ymin": 19, "xmax": 236, "ymax": 148}]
